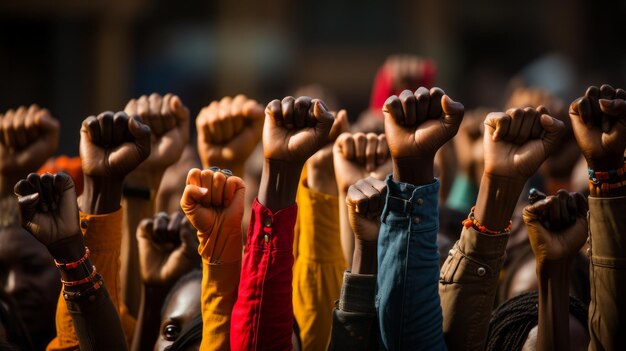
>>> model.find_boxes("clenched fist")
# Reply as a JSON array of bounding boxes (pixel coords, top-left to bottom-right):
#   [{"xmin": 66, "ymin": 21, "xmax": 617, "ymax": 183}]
[
  {"xmin": 483, "ymin": 106, "xmax": 565, "ymax": 180},
  {"xmin": 383, "ymin": 87, "xmax": 464, "ymax": 184},
  {"xmin": 80, "ymin": 111, "xmax": 151, "ymax": 178},
  {"xmin": 180, "ymin": 168, "xmax": 245, "ymax": 263},
  {"xmin": 569, "ymin": 84, "xmax": 626, "ymax": 170},
  {"xmin": 137, "ymin": 212, "xmax": 200, "ymax": 286},
  {"xmin": 196, "ymin": 95, "xmax": 264, "ymax": 174},
  {"xmin": 0, "ymin": 105, "xmax": 59, "ymax": 193},
  {"xmin": 15, "ymin": 172, "xmax": 80, "ymax": 247},
  {"xmin": 124, "ymin": 93, "xmax": 189, "ymax": 177},
  {"xmin": 263, "ymin": 96, "xmax": 334, "ymax": 164},
  {"xmin": 333, "ymin": 132, "xmax": 391, "ymax": 193},
  {"xmin": 523, "ymin": 189, "xmax": 588, "ymax": 264}
]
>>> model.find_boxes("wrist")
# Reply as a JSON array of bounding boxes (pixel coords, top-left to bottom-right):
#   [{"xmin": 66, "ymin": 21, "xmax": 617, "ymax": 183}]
[
  {"xmin": 586, "ymin": 156, "xmax": 624, "ymax": 172},
  {"xmin": 351, "ymin": 239, "xmax": 377, "ymax": 274},
  {"xmin": 474, "ymin": 173, "xmax": 525, "ymax": 231},
  {"xmin": 125, "ymin": 169, "xmax": 164, "ymax": 192},
  {"xmin": 79, "ymin": 176, "xmax": 123, "ymax": 214},
  {"xmin": 258, "ymin": 158, "xmax": 303, "ymax": 212},
  {"xmin": 392, "ymin": 157, "xmax": 434, "ymax": 186}
]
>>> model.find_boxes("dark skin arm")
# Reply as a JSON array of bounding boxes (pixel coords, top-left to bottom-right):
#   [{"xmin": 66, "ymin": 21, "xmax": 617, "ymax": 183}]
[
  {"xmin": 15, "ymin": 173, "xmax": 127, "ymax": 351},
  {"xmin": 524, "ymin": 190, "xmax": 588, "ymax": 351}
]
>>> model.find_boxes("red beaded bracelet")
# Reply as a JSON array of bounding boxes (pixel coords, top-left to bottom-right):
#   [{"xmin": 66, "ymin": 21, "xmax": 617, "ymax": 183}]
[
  {"xmin": 462, "ymin": 206, "xmax": 512, "ymax": 235},
  {"xmin": 61, "ymin": 265, "xmax": 97, "ymax": 287},
  {"xmin": 55, "ymin": 247, "xmax": 90, "ymax": 270},
  {"xmin": 589, "ymin": 179, "xmax": 626, "ymax": 194}
]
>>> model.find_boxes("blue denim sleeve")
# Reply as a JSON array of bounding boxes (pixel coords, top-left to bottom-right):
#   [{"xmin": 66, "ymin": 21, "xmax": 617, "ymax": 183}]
[{"xmin": 376, "ymin": 175, "xmax": 446, "ymax": 351}]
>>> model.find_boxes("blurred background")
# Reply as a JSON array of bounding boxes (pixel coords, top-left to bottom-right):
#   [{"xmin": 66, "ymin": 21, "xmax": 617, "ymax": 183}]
[{"xmin": 1, "ymin": 0, "xmax": 625, "ymax": 155}]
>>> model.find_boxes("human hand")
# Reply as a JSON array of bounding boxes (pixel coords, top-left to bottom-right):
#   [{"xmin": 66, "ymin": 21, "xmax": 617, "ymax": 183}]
[
  {"xmin": 180, "ymin": 168, "xmax": 245, "ymax": 263},
  {"xmin": 124, "ymin": 93, "xmax": 189, "ymax": 185},
  {"xmin": 0, "ymin": 105, "xmax": 59, "ymax": 194},
  {"xmin": 14, "ymin": 172, "xmax": 80, "ymax": 247},
  {"xmin": 569, "ymin": 84, "xmax": 626, "ymax": 170},
  {"xmin": 306, "ymin": 109, "xmax": 349, "ymax": 195},
  {"xmin": 263, "ymin": 96, "xmax": 334, "ymax": 164},
  {"xmin": 383, "ymin": 87, "xmax": 464, "ymax": 184},
  {"xmin": 523, "ymin": 189, "xmax": 588, "ymax": 264},
  {"xmin": 346, "ymin": 177, "xmax": 387, "ymax": 274},
  {"xmin": 453, "ymin": 107, "xmax": 488, "ymax": 184},
  {"xmin": 483, "ymin": 106, "xmax": 565, "ymax": 181},
  {"xmin": 333, "ymin": 132, "xmax": 391, "ymax": 194},
  {"xmin": 196, "ymin": 95, "xmax": 264, "ymax": 175},
  {"xmin": 137, "ymin": 211, "xmax": 200, "ymax": 286}
]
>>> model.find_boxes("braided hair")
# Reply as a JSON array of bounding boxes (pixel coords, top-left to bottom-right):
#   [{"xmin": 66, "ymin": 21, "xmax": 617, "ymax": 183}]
[{"xmin": 486, "ymin": 291, "xmax": 588, "ymax": 351}]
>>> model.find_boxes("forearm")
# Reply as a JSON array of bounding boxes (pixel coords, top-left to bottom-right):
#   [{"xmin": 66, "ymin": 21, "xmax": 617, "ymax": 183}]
[
  {"xmin": 352, "ymin": 240, "xmax": 377, "ymax": 275},
  {"xmin": 257, "ymin": 158, "xmax": 301, "ymax": 212},
  {"xmin": 79, "ymin": 176, "xmax": 123, "ymax": 214},
  {"xmin": 536, "ymin": 261, "xmax": 570, "ymax": 351},
  {"xmin": 131, "ymin": 284, "xmax": 169, "ymax": 351},
  {"xmin": 339, "ymin": 192, "xmax": 355, "ymax": 268},
  {"xmin": 473, "ymin": 174, "xmax": 525, "ymax": 230}
]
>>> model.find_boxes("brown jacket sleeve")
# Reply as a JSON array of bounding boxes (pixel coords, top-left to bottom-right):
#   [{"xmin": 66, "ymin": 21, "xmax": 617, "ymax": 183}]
[
  {"xmin": 588, "ymin": 196, "xmax": 626, "ymax": 351},
  {"xmin": 439, "ymin": 226, "xmax": 509, "ymax": 351}
]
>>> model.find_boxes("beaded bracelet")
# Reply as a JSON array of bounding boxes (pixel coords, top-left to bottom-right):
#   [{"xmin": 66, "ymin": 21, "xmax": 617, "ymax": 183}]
[
  {"xmin": 588, "ymin": 160, "xmax": 626, "ymax": 182},
  {"xmin": 63, "ymin": 277, "xmax": 103, "ymax": 301},
  {"xmin": 462, "ymin": 206, "xmax": 512, "ymax": 235},
  {"xmin": 589, "ymin": 179, "xmax": 626, "ymax": 194},
  {"xmin": 61, "ymin": 265, "xmax": 97, "ymax": 287},
  {"xmin": 54, "ymin": 247, "xmax": 90, "ymax": 270}
]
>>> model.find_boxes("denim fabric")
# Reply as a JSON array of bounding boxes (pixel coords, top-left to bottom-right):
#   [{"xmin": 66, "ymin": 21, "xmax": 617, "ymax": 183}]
[{"xmin": 377, "ymin": 175, "xmax": 446, "ymax": 351}]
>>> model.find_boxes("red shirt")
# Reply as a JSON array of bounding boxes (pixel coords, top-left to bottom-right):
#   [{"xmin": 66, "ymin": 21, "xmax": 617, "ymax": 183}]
[{"xmin": 230, "ymin": 199, "xmax": 298, "ymax": 351}]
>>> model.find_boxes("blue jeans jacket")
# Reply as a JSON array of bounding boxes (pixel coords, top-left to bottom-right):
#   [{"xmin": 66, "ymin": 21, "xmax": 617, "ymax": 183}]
[{"xmin": 377, "ymin": 175, "xmax": 446, "ymax": 351}]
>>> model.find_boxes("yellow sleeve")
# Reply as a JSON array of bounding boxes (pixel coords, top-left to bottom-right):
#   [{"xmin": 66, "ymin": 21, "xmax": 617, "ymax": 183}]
[
  {"xmin": 293, "ymin": 177, "xmax": 345, "ymax": 351},
  {"xmin": 47, "ymin": 209, "xmax": 136, "ymax": 351},
  {"xmin": 198, "ymin": 223, "xmax": 242, "ymax": 351}
]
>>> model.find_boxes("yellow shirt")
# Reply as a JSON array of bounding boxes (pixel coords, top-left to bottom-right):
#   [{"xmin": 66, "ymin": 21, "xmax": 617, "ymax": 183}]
[
  {"xmin": 293, "ymin": 173, "xmax": 345, "ymax": 351},
  {"xmin": 47, "ymin": 209, "xmax": 136, "ymax": 351}
]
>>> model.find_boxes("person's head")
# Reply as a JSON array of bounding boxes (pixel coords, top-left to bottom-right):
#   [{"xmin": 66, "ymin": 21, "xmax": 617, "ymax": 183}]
[
  {"xmin": 487, "ymin": 291, "xmax": 589, "ymax": 351},
  {"xmin": 0, "ymin": 289, "xmax": 32, "ymax": 351},
  {"xmin": 154, "ymin": 270, "xmax": 202, "ymax": 351},
  {"xmin": 0, "ymin": 226, "xmax": 59, "ymax": 346}
]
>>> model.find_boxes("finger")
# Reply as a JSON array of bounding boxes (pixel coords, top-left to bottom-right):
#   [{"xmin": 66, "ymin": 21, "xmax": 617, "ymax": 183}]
[
  {"xmin": 355, "ymin": 178, "xmax": 381, "ymax": 216},
  {"xmin": 570, "ymin": 97, "xmax": 592, "ymax": 126},
  {"xmin": 83, "ymin": 116, "xmax": 101, "ymax": 145},
  {"xmin": 112, "ymin": 112, "xmax": 129, "ymax": 146},
  {"xmin": 346, "ymin": 185, "xmax": 368, "ymax": 214},
  {"xmin": 599, "ymin": 99, "xmax": 626, "ymax": 117},
  {"xmin": 565, "ymin": 190, "xmax": 578, "ymax": 225},
  {"xmin": 383, "ymin": 95, "xmax": 405, "ymax": 126},
  {"xmin": 555, "ymin": 190, "xmax": 570, "ymax": 229},
  {"xmin": 281, "ymin": 96, "xmax": 295, "ymax": 129},
  {"xmin": 338, "ymin": 133, "xmax": 355, "ymax": 160},
  {"xmin": 12, "ymin": 111, "xmax": 28, "ymax": 148},
  {"xmin": 17, "ymin": 193, "xmax": 40, "ymax": 227},
  {"xmin": 328, "ymin": 109, "xmax": 350, "ymax": 142},
  {"xmin": 211, "ymin": 171, "xmax": 227, "ymax": 207},
  {"xmin": 2, "ymin": 109, "xmax": 15, "ymax": 148},
  {"xmin": 522, "ymin": 197, "xmax": 552, "ymax": 224},
  {"xmin": 354, "ymin": 133, "xmax": 367, "ymax": 165},
  {"xmin": 399, "ymin": 90, "xmax": 417, "ymax": 125},
  {"xmin": 160, "ymin": 93, "xmax": 177, "ymax": 131},
  {"xmin": 53, "ymin": 172, "xmax": 72, "ymax": 205},
  {"xmin": 124, "ymin": 99, "xmax": 138, "ymax": 116},
  {"xmin": 223, "ymin": 176, "xmax": 245, "ymax": 208},
  {"xmin": 136, "ymin": 95, "xmax": 150, "ymax": 123},
  {"xmin": 365, "ymin": 133, "xmax": 378, "ymax": 172},
  {"xmin": 181, "ymin": 184, "xmax": 209, "ymax": 208},
  {"xmin": 24, "ymin": 107, "xmax": 39, "ymax": 140},
  {"xmin": 547, "ymin": 195, "xmax": 562, "ymax": 230},
  {"xmin": 428, "ymin": 87, "xmax": 445, "ymax": 119},
  {"xmin": 148, "ymin": 93, "xmax": 164, "ymax": 135},
  {"xmin": 266, "ymin": 99, "xmax": 283, "ymax": 127},
  {"xmin": 600, "ymin": 84, "xmax": 616, "ymax": 100},
  {"xmin": 573, "ymin": 192, "xmax": 588, "ymax": 216},
  {"xmin": 127, "ymin": 116, "xmax": 152, "ymax": 158},
  {"xmin": 312, "ymin": 100, "xmax": 334, "ymax": 137},
  {"xmin": 367, "ymin": 177, "xmax": 387, "ymax": 212},
  {"xmin": 167, "ymin": 211, "xmax": 184, "ymax": 238},
  {"xmin": 26, "ymin": 173, "xmax": 45, "ymax": 212},
  {"xmin": 98, "ymin": 112, "xmax": 114, "ymax": 147},
  {"xmin": 186, "ymin": 168, "xmax": 202, "ymax": 186},
  {"xmin": 199, "ymin": 169, "xmax": 215, "ymax": 199},
  {"xmin": 376, "ymin": 134, "xmax": 389, "ymax": 165},
  {"xmin": 506, "ymin": 108, "xmax": 524, "ymax": 143},
  {"xmin": 514, "ymin": 107, "xmax": 537, "ymax": 144},
  {"xmin": 539, "ymin": 114, "xmax": 565, "ymax": 153},
  {"xmin": 137, "ymin": 218, "xmax": 154, "ymax": 240},
  {"xmin": 484, "ymin": 112, "xmax": 510, "ymax": 141},
  {"xmin": 294, "ymin": 96, "xmax": 312, "ymax": 128},
  {"xmin": 170, "ymin": 95, "xmax": 189, "ymax": 125},
  {"xmin": 441, "ymin": 95, "xmax": 464, "ymax": 132},
  {"xmin": 414, "ymin": 87, "xmax": 430, "ymax": 124},
  {"xmin": 616, "ymin": 89, "xmax": 626, "ymax": 101},
  {"xmin": 530, "ymin": 106, "xmax": 547, "ymax": 139},
  {"xmin": 40, "ymin": 173, "xmax": 55, "ymax": 211},
  {"xmin": 14, "ymin": 179, "xmax": 36, "ymax": 197},
  {"xmin": 219, "ymin": 96, "xmax": 234, "ymax": 141}
]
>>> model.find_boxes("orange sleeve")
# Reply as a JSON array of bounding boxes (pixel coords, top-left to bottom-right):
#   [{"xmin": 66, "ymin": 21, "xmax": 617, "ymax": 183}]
[
  {"xmin": 198, "ymin": 223, "xmax": 242, "ymax": 351},
  {"xmin": 47, "ymin": 209, "xmax": 136, "ymax": 351}
]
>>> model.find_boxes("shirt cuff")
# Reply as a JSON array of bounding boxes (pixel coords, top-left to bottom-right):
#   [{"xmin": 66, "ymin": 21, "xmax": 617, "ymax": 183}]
[
  {"xmin": 79, "ymin": 209, "xmax": 123, "ymax": 251},
  {"xmin": 338, "ymin": 271, "xmax": 376, "ymax": 314},
  {"xmin": 382, "ymin": 175, "xmax": 440, "ymax": 229},
  {"xmin": 246, "ymin": 198, "xmax": 297, "ymax": 251}
]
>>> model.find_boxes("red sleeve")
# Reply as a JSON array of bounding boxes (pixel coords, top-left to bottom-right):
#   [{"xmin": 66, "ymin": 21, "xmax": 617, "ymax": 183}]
[{"xmin": 230, "ymin": 198, "xmax": 298, "ymax": 351}]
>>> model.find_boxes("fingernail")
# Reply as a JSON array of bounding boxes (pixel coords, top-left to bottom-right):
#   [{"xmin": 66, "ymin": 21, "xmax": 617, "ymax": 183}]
[
  {"xmin": 601, "ymin": 99, "xmax": 615, "ymax": 108},
  {"xmin": 542, "ymin": 114, "xmax": 554, "ymax": 125},
  {"xmin": 198, "ymin": 187, "xmax": 208, "ymax": 195}
]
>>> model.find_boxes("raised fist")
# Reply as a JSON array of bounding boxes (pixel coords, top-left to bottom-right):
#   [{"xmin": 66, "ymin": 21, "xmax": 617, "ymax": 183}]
[
  {"xmin": 196, "ymin": 95, "xmax": 264, "ymax": 173},
  {"xmin": 124, "ymin": 93, "xmax": 189, "ymax": 173},
  {"xmin": 569, "ymin": 84, "xmax": 626, "ymax": 170},
  {"xmin": 180, "ymin": 168, "xmax": 245, "ymax": 263},
  {"xmin": 263, "ymin": 96, "xmax": 335, "ymax": 164},
  {"xmin": 483, "ymin": 106, "xmax": 565, "ymax": 180},
  {"xmin": 333, "ymin": 132, "xmax": 391, "ymax": 193},
  {"xmin": 383, "ymin": 87, "xmax": 464, "ymax": 161},
  {"xmin": 523, "ymin": 189, "xmax": 588, "ymax": 263},
  {"xmin": 0, "ymin": 105, "xmax": 59, "ymax": 181},
  {"xmin": 14, "ymin": 172, "xmax": 80, "ymax": 246},
  {"xmin": 137, "ymin": 211, "xmax": 200, "ymax": 286},
  {"xmin": 346, "ymin": 177, "xmax": 387, "ymax": 243},
  {"xmin": 79, "ymin": 111, "xmax": 151, "ymax": 178}
]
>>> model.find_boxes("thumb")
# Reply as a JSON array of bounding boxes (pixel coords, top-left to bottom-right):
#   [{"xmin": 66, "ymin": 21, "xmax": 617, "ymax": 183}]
[
  {"xmin": 181, "ymin": 185, "xmax": 209, "ymax": 210},
  {"xmin": 441, "ymin": 95, "xmax": 464, "ymax": 131},
  {"xmin": 328, "ymin": 109, "xmax": 350, "ymax": 142},
  {"xmin": 539, "ymin": 114, "xmax": 565, "ymax": 153},
  {"xmin": 36, "ymin": 111, "xmax": 60, "ymax": 136},
  {"xmin": 522, "ymin": 197, "xmax": 552, "ymax": 225},
  {"xmin": 128, "ymin": 116, "xmax": 152, "ymax": 157},
  {"xmin": 313, "ymin": 100, "xmax": 334, "ymax": 137},
  {"xmin": 170, "ymin": 95, "xmax": 190, "ymax": 122},
  {"xmin": 17, "ymin": 193, "xmax": 40, "ymax": 233},
  {"xmin": 599, "ymin": 99, "xmax": 626, "ymax": 117}
]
